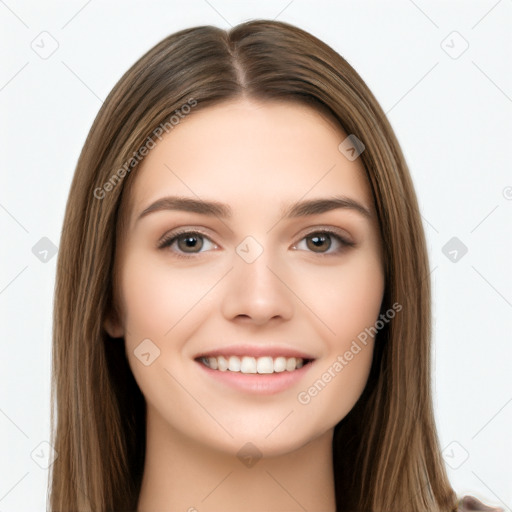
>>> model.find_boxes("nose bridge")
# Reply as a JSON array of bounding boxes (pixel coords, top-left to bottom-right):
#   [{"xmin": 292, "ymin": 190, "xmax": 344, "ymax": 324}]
[
  {"xmin": 221, "ymin": 234, "xmax": 294, "ymax": 323},
  {"xmin": 235, "ymin": 234, "xmax": 280, "ymax": 293}
]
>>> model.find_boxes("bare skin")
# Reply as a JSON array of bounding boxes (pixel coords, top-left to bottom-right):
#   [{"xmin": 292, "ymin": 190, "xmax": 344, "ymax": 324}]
[{"xmin": 105, "ymin": 98, "xmax": 385, "ymax": 511}]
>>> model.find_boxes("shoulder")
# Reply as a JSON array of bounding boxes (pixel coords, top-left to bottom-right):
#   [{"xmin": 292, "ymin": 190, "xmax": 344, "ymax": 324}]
[{"xmin": 457, "ymin": 495, "xmax": 504, "ymax": 511}]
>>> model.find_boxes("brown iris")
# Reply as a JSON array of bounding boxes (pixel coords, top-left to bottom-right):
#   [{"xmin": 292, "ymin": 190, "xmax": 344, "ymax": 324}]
[
  {"xmin": 177, "ymin": 233, "xmax": 204, "ymax": 253},
  {"xmin": 306, "ymin": 233, "xmax": 332, "ymax": 253}
]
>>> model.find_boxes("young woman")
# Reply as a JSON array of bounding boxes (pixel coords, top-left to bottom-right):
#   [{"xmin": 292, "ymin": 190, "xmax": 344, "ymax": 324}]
[{"xmin": 48, "ymin": 19, "xmax": 502, "ymax": 512}]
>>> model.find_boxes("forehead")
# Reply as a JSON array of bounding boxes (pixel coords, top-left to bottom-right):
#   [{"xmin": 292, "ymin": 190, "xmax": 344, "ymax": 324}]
[{"xmin": 122, "ymin": 98, "xmax": 373, "ymax": 227}]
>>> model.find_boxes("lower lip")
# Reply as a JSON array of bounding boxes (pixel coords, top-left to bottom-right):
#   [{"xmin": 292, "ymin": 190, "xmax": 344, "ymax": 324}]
[{"xmin": 195, "ymin": 359, "xmax": 315, "ymax": 395}]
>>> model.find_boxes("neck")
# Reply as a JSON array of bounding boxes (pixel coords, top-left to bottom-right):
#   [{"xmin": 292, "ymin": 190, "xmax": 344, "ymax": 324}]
[{"xmin": 137, "ymin": 404, "xmax": 337, "ymax": 512}]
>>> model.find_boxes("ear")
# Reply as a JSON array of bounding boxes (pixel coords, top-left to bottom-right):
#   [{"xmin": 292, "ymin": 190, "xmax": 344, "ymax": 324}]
[{"xmin": 103, "ymin": 307, "xmax": 124, "ymax": 338}]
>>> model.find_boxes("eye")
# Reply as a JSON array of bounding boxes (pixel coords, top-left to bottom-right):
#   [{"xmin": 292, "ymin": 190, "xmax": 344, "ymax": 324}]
[
  {"xmin": 158, "ymin": 227, "xmax": 355, "ymax": 259},
  {"xmin": 158, "ymin": 230, "xmax": 218, "ymax": 258},
  {"xmin": 292, "ymin": 229, "xmax": 355, "ymax": 255}
]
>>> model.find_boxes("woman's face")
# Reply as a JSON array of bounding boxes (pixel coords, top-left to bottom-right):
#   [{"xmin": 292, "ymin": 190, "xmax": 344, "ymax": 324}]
[{"xmin": 106, "ymin": 98, "xmax": 385, "ymax": 457}]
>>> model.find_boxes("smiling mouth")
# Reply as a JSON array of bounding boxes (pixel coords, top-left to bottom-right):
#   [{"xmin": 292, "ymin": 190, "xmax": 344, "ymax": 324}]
[{"xmin": 197, "ymin": 355, "xmax": 314, "ymax": 374}]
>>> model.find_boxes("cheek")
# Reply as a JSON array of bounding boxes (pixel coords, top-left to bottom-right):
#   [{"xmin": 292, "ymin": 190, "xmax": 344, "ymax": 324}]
[
  {"xmin": 295, "ymin": 339, "xmax": 375, "ymax": 438},
  {"xmin": 334, "ymin": 261, "xmax": 384, "ymax": 338},
  {"xmin": 295, "ymin": 259, "xmax": 383, "ymax": 424},
  {"xmin": 127, "ymin": 286, "xmax": 168, "ymax": 335},
  {"xmin": 277, "ymin": 251, "xmax": 384, "ymax": 433},
  {"xmin": 117, "ymin": 253, "xmax": 208, "ymax": 421},
  {"xmin": 297, "ymin": 250, "xmax": 385, "ymax": 344},
  {"xmin": 118, "ymin": 252, "xmax": 223, "ymax": 391},
  {"xmin": 119, "ymin": 251, "xmax": 211, "ymax": 340}
]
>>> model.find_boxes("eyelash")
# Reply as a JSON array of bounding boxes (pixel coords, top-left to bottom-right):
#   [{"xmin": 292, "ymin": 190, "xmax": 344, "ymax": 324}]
[{"xmin": 157, "ymin": 228, "xmax": 356, "ymax": 259}]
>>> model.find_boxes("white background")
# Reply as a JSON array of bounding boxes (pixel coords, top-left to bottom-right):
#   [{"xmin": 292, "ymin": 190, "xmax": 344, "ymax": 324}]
[{"xmin": 1, "ymin": 1, "xmax": 511, "ymax": 510}]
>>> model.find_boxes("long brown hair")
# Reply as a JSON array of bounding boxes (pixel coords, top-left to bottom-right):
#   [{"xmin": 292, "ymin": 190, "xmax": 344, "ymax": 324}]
[{"xmin": 49, "ymin": 19, "xmax": 459, "ymax": 511}]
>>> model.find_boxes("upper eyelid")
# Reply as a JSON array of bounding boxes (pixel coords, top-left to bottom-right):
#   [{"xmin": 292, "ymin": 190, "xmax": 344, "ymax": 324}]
[{"xmin": 158, "ymin": 227, "xmax": 214, "ymax": 246}]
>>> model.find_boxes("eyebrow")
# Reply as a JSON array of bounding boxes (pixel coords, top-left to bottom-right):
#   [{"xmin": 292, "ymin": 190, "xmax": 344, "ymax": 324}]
[{"xmin": 136, "ymin": 195, "xmax": 372, "ymax": 222}]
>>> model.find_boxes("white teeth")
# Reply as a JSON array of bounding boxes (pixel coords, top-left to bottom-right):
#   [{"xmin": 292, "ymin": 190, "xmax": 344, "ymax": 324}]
[
  {"xmin": 200, "ymin": 355, "xmax": 308, "ymax": 373},
  {"xmin": 273, "ymin": 357, "xmax": 286, "ymax": 372},
  {"xmin": 286, "ymin": 357, "xmax": 296, "ymax": 371},
  {"xmin": 217, "ymin": 355, "xmax": 229, "ymax": 371},
  {"xmin": 228, "ymin": 356, "xmax": 241, "ymax": 372},
  {"xmin": 256, "ymin": 356, "xmax": 274, "ymax": 374},
  {"xmin": 240, "ymin": 356, "xmax": 257, "ymax": 373}
]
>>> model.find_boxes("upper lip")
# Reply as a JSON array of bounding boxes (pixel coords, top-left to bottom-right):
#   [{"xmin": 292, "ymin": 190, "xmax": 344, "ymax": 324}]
[{"xmin": 194, "ymin": 344, "xmax": 316, "ymax": 360}]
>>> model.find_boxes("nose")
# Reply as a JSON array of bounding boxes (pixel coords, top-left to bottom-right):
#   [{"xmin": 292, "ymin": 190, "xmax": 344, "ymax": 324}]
[{"xmin": 220, "ymin": 245, "xmax": 295, "ymax": 326}]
